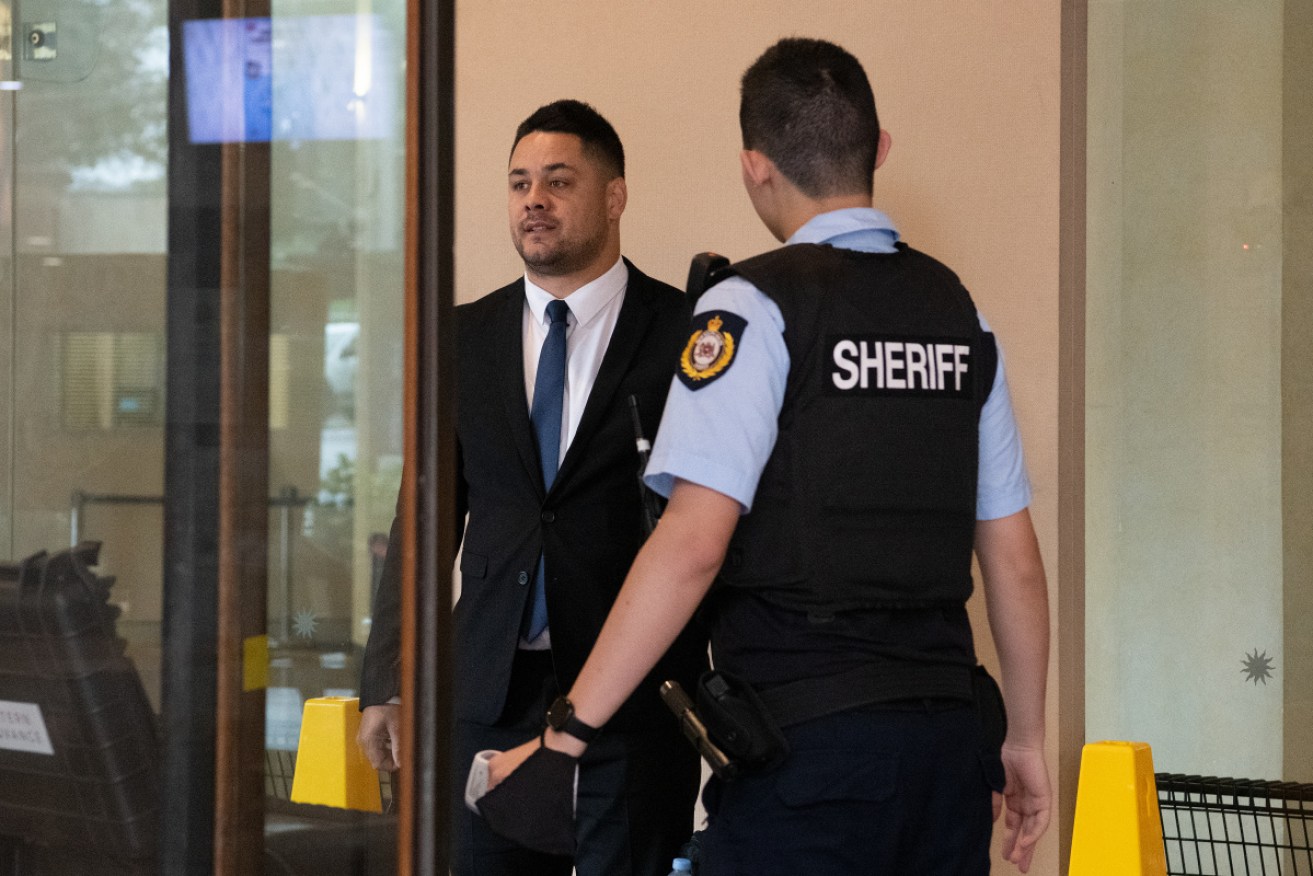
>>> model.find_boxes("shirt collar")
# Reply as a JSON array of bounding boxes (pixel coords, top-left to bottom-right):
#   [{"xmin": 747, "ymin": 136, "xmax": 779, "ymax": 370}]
[
  {"xmin": 524, "ymin": 257, "xmax": 628, "ymax": 328},
  {"xmin": 786, "ymin": 207, "xmax": 901, "ymax": 248}
]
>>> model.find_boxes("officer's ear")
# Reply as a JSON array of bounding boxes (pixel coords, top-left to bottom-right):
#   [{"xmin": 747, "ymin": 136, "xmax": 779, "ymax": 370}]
[
  {"xmin": 740, "ymin": 148, "xmax": 775, "ymax": 190},
  {"xmin": 874, "ymin": 129, "xmax": 892, "ymax": 171}
]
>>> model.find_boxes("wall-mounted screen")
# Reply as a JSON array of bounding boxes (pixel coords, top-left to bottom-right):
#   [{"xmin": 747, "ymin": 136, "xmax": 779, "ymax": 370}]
[{"xmin": 182, "ymin": 15, "xmax": 396, "ymax": 144}]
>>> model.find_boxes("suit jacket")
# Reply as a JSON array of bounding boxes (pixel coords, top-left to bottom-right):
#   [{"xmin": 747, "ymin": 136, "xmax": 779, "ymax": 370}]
[{"xmin": 361, "ymin": 260, "xmax": 708, "ymax": 732}]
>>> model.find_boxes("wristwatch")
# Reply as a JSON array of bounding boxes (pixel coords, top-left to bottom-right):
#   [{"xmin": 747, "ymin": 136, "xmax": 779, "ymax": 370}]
[{"xmin": 545, "ymin": 695, "xmax": 600, "ymax": 744}]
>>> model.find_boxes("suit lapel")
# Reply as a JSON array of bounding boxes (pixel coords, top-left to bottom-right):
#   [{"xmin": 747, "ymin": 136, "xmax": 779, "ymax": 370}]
[
  {"xmin": 554, "ymin": 268, "xmax": 657, "ymax": 490},
  {"xmin": 495, "ymin": 281, "xmax": 545, "ymax": 497}
]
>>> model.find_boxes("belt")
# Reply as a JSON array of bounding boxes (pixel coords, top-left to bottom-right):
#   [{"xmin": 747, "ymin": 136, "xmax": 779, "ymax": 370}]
[{"xmin": 757, "ymin": 661, "xmax": 976, "ymax": 728}]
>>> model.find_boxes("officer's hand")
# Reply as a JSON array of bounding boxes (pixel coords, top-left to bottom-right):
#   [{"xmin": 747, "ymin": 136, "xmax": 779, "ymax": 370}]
[
  {"xmin": 358, "ymin": 703, "xmax": 401, "ymax": 772},
  {"xmin": 999, "ymin": 744, "xmax": 1050, "ymax": 873},
  {"xmin": 480, "ymin": 732, "xmax": 581, "ymax": 856},
  {"xmin": 487, "ymin": 737, "xmax": 538, "ymax": 791},
  {"xmin": 488, "ymin": 728, "xmax": 586, "ymax": 791}
]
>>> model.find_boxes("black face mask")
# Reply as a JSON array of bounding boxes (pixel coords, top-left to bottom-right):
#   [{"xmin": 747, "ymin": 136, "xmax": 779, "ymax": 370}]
[{"xmin": 477, "ymin": 744, "xmax": 578, "ymax": 857}]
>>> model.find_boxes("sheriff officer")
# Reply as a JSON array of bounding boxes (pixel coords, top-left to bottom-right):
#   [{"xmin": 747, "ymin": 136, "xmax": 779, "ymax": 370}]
[{"xmin": 489, "ymin": 37, "xmax": 1052, "ymax": 875}]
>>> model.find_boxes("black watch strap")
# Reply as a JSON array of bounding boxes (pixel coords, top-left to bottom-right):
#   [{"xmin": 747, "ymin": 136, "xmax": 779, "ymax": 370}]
[{"xmin": 546, "ymin": 695, "xmax": 600, "ymax": 744}]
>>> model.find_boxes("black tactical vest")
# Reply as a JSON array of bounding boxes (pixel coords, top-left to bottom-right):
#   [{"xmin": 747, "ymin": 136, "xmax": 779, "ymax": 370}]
[{"xmin": 715, "ymin": 243, "xmax": 995, "ymax": 612}]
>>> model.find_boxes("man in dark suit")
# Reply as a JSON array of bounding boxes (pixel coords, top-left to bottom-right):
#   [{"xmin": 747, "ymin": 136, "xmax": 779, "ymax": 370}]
[{"xmin": 357, "ymin": 100, "xmax": 707, "ymax": 876}]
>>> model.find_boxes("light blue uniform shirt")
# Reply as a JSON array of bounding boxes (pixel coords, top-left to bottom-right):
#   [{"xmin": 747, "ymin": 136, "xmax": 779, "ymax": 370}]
[{"xmin": 645, "ymin": 207, "xmax": 1032, "ymax": 520}]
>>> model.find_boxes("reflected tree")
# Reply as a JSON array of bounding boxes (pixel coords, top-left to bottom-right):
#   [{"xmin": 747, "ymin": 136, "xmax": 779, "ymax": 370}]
[{"xmin": 16, "ymin": 0, "xmax": 167, "ymax": 193}]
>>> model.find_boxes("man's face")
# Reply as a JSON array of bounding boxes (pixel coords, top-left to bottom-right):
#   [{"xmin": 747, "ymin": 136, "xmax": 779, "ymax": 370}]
[{"xmin": 508, "ymin": 131, "xmax": 623, "ymax": 282}]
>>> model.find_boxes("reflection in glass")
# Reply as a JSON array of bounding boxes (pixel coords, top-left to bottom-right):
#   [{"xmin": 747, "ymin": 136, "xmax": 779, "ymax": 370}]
[
  {"xmin": 182, "ymin": 15, "xmax": 397, "ymax": 144},
  {"xmin": 260, "ymin": 2, "xmax": 404, "ymax": 872},
  {"xmin": 0, "ymin": 0, "xmax": 403, "ymax": 870}
]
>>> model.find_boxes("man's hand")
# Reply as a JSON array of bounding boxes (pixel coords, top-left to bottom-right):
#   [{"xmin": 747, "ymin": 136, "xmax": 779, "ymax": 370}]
[
  {"xmin": 998, "ymin": 744, "xmax": 1050, "ymax": 873},
  {"xmin": 357, "ymin": 703, "xmax": 401, "ymax": 772}
]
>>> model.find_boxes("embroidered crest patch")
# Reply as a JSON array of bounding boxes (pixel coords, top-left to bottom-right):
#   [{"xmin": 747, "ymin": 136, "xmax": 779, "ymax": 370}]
[{"xmin": 677, "ymin": 311, "xmax": 748, "ymax": 390}]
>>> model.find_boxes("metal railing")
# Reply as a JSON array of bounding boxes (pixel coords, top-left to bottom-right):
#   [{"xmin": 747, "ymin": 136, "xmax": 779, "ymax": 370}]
[
  {"xmin": 1158, "ymin": 774, "xmax": 1313, "ymax": 875},
  {"xmin": 69, "ymin": 485, "xmax": 314, "ymax": 643}
]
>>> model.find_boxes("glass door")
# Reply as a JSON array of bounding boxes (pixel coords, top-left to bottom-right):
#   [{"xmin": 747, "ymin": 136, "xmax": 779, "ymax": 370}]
[
  {"xmin": 258, "ymin": 2, "xmax": 406, "ymax": 870},
  {"xmin": 0, "ymin": 0, "xmax": 407, "ymax": 871},
  {"xmin": 1, "ymin": 1, "xmax": 171, "ymax": 873}
]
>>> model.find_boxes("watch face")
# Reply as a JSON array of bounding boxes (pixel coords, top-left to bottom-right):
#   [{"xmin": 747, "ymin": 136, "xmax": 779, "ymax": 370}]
[{"xmin": 547, "ymin": 696, "xmax": 573, "ymax": 729}]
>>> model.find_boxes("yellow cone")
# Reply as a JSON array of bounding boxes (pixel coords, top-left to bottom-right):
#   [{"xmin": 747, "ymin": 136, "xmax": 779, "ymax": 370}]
[
  {"xmin": 289, "ymin": 696, "xmax": 383, "ymax": 812},
  {"xmin": 1069, "ymin": 741, "xmax": 1167, "ymax": 875}
]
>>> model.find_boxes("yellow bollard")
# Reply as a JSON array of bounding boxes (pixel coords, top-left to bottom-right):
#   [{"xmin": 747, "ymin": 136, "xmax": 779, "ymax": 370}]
[
  {"xmin": 1069, "ymin": 741, "xmax": 1168, "ymax": 876},
  {"xmin": 289, "ymin": 696, "xmax": 383, "ymax": 812}
]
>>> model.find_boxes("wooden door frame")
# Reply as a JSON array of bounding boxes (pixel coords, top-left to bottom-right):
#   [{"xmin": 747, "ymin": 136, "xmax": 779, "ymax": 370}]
[{"xmin": 400, "ymin": 0, "xmax": 457, "ymax": 871}]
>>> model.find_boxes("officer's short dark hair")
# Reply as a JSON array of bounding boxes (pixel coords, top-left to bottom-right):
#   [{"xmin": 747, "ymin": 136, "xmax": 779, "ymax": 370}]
[
  {"xmin": 740, "ymin": 38, "xmax": 880, "ymax": 198},
  {"xmin": 512, "ymin": 99, "xmax": 626, "ymax": 180}
]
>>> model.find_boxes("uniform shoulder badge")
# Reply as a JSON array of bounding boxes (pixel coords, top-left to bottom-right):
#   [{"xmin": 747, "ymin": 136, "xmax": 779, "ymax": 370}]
[{"xmin": 677, "ymin": 311, "xmax": 748, "ymax": 390}]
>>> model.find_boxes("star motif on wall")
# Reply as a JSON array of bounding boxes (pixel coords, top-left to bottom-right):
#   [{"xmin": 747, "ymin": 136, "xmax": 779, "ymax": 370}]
[
  {"xmin": 293, "ymin": 609, "xmax": 319, "ymax": 640},
  {"xmin": 1241, "ymin": 649, "xmax": 1275, "ymax": 686}
]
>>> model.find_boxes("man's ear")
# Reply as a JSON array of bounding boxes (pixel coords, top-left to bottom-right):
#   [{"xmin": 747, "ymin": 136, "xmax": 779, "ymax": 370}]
[
  {"xmin": 607, "ymin": 177, "xmax": 628, "ymax": 220},
  {"xmin": 739, "ymin": 148, "xmax": 775, "ymax": 189},
  {"xmin": 874, "ymin": 129, "xmax": 892, "ymax": 171}
]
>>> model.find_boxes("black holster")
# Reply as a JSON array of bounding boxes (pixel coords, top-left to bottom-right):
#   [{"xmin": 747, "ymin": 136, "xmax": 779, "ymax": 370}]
[
  {"xmin": 695, "ymin": 670, "xmax": 789, "ymax": 774},
  {"xmin": 681, "ymin": 663, "xmax": 1006, "ymax": 782}
]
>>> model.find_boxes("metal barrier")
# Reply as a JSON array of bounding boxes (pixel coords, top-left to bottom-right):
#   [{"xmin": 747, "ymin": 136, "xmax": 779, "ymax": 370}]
[
  {"xmin": 69, "ymin": 485, "xmax": 313, "ymax": 643},
  {"xmin": 1157, "ymin": 774, "xmax": 1313, "ymax": 875}
]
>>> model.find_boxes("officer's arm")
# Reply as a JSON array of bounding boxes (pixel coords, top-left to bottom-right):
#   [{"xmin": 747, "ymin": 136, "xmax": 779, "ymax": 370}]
[
  {"xmin": 489, "ymin": 478, "xmax": 738, "ymax": 774},
  {"xmin": 975, "ymin": 507, "xmax": 1051, "ymax": 872}
]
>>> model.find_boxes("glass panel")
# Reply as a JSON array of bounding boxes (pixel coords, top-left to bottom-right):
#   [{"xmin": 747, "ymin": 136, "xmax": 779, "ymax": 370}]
[
  {"xmin": 1, "ymin": 1, "xmax": 13, "ymax": 563},
  {"xmin": 261, "ymin": 0, "xmax": 404, "ymax": 867},
  {"xmin": 0, "ymin": 0, "xmax": 404, "ymax": 870},
  {"xmin": 1, "ymin": 0, "xmax": 171, "ymax": 872},
  {"xmin": 1086, "ymin": 1, "xmax": 1309, "ymax": 783},
  {"xmin": 7, "ymin": 0, "xmax": 169, "ymax": 705}
]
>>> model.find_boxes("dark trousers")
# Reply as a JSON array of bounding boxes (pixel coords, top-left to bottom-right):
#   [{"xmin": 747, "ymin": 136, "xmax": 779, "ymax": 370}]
[
  {"xmin": 451, "ymin": 650, "xmax": 700, "ymax": 876},
  {"xmin": 699, "ymin": 704, "xmax": 1004, "ymax": 876}
]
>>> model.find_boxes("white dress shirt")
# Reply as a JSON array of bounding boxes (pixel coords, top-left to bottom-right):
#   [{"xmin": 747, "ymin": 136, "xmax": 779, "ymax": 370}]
[
  {"xmin": 521, "ymin": 257, "xmax": 629, "ymax": 460},
  {"xmin": 518, "ymin": 256, "xmax": 629, "ymax": 647}
]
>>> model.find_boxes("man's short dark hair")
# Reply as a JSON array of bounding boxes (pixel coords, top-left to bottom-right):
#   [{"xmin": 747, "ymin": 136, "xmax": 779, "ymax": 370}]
[
  {"xmin": 512, "ymin": 99, "xmax": 625, "ymax": 179},
  {"xmin": 740, "ymin": 38, "xmax": 880, "ymax": 198}
]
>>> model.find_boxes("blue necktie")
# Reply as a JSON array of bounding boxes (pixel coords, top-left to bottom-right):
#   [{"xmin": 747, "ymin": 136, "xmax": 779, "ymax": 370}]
[{"xmin": 525, "ymin": 299, "xmax": 569, "ymax": 640}]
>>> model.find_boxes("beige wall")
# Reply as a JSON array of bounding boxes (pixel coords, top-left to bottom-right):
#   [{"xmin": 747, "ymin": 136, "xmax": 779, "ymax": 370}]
[
  {"xmin": 455, "ymin": 4, "xmax": 1065, "ymax": 873},
  {"xmin": 1284, "ymin": 0, "xmax": 1313, "ymax": 785}
]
